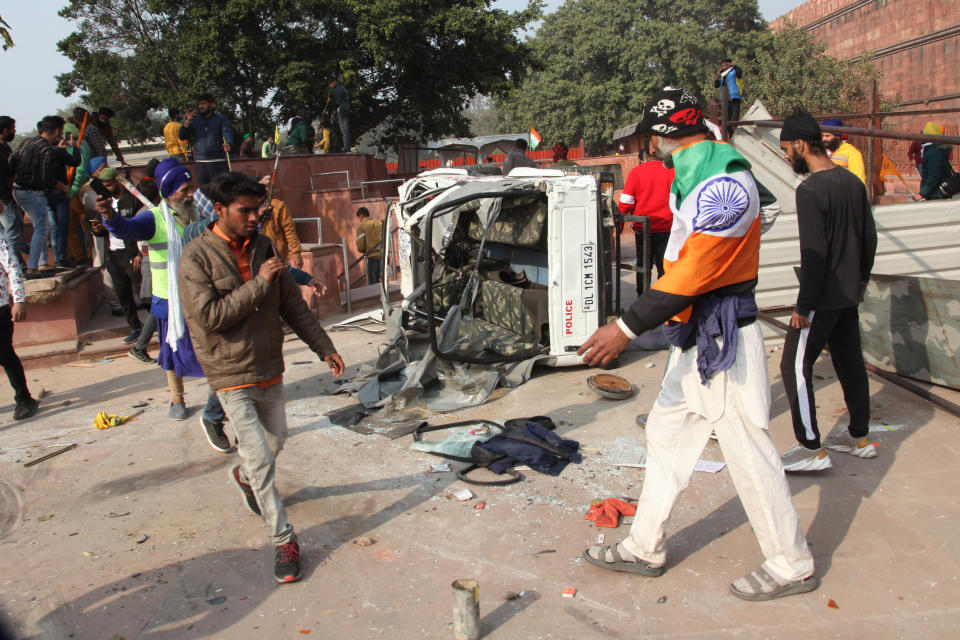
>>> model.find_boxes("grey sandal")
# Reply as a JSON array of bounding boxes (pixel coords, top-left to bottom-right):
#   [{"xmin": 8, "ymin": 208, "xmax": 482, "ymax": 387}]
[
  {"xmin": 582, "ymin": 543, "xmax": 664, "ymax": 576},
  {"xmin": 729, "ymin": 565, "xmax": 820, "ymax": 601}
]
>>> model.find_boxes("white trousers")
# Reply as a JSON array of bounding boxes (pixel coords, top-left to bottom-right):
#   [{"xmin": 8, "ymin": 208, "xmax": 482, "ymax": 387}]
[{"xmin": 622, "ymin": 323, "xmax": 814, "ymax": 582}]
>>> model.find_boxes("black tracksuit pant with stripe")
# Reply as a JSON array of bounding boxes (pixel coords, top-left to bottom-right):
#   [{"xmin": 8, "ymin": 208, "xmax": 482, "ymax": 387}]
[{"xmin": 780, "ymin": 306, "xmax": 870, "ymax": 450}]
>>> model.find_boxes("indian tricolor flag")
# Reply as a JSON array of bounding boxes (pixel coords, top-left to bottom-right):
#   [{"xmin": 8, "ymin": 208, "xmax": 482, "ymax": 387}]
[
  {"xmin": 654, "ymin": 140, "xmax": 761, "ymax": 322},
  {"xmin": 529, "ymin": 127, "xmax": 542, "ymax": 150}
]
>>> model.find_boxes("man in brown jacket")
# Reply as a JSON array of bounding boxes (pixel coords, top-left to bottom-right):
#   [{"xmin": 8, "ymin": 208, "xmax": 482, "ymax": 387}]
[
  {"xmin": 178, "ymin": 172, "xmax": 344, "ymax": 584},
  {"xmin": 258, "ymin": 175, "xmax": 302, "ymax": 268}
]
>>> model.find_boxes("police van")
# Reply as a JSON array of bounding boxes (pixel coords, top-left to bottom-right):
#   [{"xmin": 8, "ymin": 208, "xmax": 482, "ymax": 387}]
[{"xmin": 381, "ymin": 166, "xmax": 618, "ymax": 367}]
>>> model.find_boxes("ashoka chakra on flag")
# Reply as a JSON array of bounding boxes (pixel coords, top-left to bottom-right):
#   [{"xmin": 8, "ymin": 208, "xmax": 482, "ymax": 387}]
[{"xmin": 694, "ymin": 177, "xmax": 750, "ymax": 232}]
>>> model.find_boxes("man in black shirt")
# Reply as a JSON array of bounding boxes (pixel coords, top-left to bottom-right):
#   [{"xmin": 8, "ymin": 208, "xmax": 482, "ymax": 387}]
[
  {"xmin": 10, "ymin": 116, "xmax": 75, "ymax": 276},
  {"xmin": 0, "ymin": 116, "xmax": 27, "ymax": 270},
  {"xmin": 325, "ymin": 76, "xmax": 351, "ymax": 152},
  {"xmin": 88, "ymin": 167, "xmax": 143, "ymax": 343},
  {"xmin": 777, "ymin": 111, "xmax": 878, "ymax": 472}
]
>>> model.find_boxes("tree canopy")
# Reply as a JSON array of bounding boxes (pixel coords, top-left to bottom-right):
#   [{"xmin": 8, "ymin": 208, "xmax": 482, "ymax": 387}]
[
  {"xmin": 496, "ymin": 0, "xmax": 877, "ymax": 151},
  {"xmin": 56, "ymin": 0, "xmax": 541, "ymax": 145}
]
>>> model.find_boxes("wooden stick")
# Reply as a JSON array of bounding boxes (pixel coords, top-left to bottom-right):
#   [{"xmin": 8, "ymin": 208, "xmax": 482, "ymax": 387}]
[
  {"xmin": 223, "ymin": 137, "xmax": 232, "ymax": 171},
  {"xmin": 23, "ymin": 444, "xmax": 77, "ymax": 468}
]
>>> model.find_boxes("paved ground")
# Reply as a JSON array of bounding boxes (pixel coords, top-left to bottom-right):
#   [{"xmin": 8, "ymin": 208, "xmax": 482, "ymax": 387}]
[{"xmin": 1, "ymin": 301, "xmax": 959, "ymax": 639}]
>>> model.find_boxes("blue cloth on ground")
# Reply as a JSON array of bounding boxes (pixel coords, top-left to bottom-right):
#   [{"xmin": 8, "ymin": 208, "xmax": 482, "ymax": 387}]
[{"xmin": 476, "ymin": 421, "xmax": 581, "ymax": 476}]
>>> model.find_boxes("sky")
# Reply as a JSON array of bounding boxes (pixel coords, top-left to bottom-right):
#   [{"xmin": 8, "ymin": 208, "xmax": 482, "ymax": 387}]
[{"xmin": 1, "ymin": 0, "xmax": 807, "ymax": 131}]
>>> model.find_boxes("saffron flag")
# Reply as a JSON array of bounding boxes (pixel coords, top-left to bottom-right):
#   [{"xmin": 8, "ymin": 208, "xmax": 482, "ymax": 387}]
[
  {"xmin": 529, "ymin": 127, "xmax": 542, "ymax": 150},
  {"xmin": 879, "ymin": 153, "xmax": 903, "ymax": 181},
  {"xmin": 274, "ymin": 124, "xmax": 280, "ymax": 145}
]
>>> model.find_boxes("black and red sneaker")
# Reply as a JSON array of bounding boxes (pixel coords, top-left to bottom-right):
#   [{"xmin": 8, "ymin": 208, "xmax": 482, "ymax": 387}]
[
  {"xmin": 230, "ymin": 465, "xmax": 261, "ymax": 516},
  {"xmin": 275, "ymin": 535, "xmax": 302, "ymax": 583}
]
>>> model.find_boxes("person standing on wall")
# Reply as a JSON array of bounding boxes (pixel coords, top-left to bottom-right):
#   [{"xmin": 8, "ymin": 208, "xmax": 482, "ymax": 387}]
[
  {"xmin": 325, "ymin": 75, "xmax": 351, "ymax": 152},
  {"xmin": 179, "ymin": 93, "xmax": 234, "ymax": 185},
  {"xmin": 714, "ymin": 58, "xmax": 743, "ymax": 137}
]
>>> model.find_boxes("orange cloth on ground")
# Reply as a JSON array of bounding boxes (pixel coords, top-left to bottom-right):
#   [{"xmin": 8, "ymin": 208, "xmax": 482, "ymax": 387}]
[
  {"xmin": 584, "ymin": 498, "xmax": 637, "ymax": 528},
  {"xmin": 211, "ymin": 222, "xmax": 282, "ymax": 392}
]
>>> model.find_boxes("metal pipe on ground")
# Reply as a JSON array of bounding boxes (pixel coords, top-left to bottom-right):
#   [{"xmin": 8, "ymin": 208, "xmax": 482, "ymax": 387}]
[
  {"xmin": 452, "ymin": 578, "xmax": 481, "ymax": 640},
  {"xmin": 757, "ymin": 312, "xmax": 960, "ymax": 419}
]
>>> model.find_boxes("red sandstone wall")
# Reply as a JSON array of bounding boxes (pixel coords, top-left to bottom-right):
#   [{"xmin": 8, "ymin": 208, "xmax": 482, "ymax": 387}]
[{"xmin": 772, "ymin": 0, "xmax": 959, "ymax": 170}]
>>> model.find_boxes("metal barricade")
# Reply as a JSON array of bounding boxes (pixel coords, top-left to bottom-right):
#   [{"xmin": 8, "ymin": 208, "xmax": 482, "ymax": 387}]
[{"xmin": 309, "ymin": 171, "xmax": 351, "ymax": 191}]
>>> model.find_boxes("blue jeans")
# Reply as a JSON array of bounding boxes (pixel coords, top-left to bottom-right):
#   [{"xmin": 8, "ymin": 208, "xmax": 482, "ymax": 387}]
[
  {"xmin": 337, "ymin": 111, "xmax": 351, "ymax": 151},
  {"xmin": 0, "ymin": 199, "xmax": 27, "ymax": 269},
  {"xmin": 46, "ymin": 189, "xmax": 70, "ymax": 265},
  {"xmin": 12, "ymin": 189, "xmax": 50, "ymax": 270},
  {"xmin": 204, "ymin": 388, "xmax": 226, "ymax": 424},
  {"xmin": 366, "ymin": 256, "xmax": 382, "ymax": 284}
]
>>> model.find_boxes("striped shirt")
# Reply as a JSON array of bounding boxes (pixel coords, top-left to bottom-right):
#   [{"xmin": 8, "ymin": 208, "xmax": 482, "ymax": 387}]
[{"xmin": 0, "ymin": 233, "xmax": 25, "ymax": 307}]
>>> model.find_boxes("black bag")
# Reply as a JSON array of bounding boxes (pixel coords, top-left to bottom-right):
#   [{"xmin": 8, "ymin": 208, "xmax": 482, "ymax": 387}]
[
  {"xmin": 413, "ymin": 416, "xmax": 558, "ymax": 486},
  {"xmin": 939, "ymin": 171, "xmax": 960, "ymax": 198}
]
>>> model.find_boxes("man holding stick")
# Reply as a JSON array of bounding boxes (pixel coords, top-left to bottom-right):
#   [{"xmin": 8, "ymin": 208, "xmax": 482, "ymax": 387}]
[{"xmin": 178, "ymin": 171, "xmax": 344, "ymax": 583}]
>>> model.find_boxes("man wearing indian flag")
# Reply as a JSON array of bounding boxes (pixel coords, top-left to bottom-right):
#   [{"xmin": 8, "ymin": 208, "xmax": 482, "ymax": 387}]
[{"xmin": 578, "ymin": 87, "xmax": 817, "ymax": 601}]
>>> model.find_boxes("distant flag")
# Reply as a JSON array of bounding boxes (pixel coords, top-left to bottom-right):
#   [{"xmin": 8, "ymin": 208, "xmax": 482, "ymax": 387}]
[
  {"xmin": 274, "ymin": 124, "xmax": 280, "ymax": 145},
  {"xmin": 529, "ymin": 127, "xmax": 542, "ymax": 150},
  {"xmin": 879, "ymin": 153, "xmax": 903, "ymax": 181},
  {"xmin": 880, "ymin": 152, "xmax": 921, "ymax": 201}
]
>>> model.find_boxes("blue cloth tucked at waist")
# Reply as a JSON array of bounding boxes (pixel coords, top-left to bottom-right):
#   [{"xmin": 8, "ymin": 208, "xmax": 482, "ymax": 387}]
[
  {"xmin": 662, "ymin": 292, "xmax": 757, "ymax": 385},
  {"xmin": 150, "ymin": 295, "xmax": 168, "ymax": 319}
]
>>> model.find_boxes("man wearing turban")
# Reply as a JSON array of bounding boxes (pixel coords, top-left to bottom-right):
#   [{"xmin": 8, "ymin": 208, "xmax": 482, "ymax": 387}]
[{"xmin": 97, "ymin": 159, "xmax": 229, "ymax": 448}]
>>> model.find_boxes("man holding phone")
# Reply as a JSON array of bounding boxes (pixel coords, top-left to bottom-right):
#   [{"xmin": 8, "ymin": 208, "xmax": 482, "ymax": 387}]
[{"xmin": 88, "ymin": 168, "xmax": 144, "ymax": 343}]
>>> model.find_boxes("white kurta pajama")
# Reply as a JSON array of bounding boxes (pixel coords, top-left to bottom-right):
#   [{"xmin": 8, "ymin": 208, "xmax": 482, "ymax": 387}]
[{"xmin": 622, "ymin": 322, "xmax": 814, "ymax": 582}]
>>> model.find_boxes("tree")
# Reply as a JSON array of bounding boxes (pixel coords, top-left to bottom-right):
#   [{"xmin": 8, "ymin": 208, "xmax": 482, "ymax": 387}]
[
  {"xmin": 496, "ymin": 0, "xmax": 878, "ymax": 150},
  {"xmin": 748, "ymin": 24, "xmax": 876, "ymax": 116},
  {"xmin": 463, "ymin": 94, "xmax": 500, "ymax": 137},
  {"xmin": 1, "ymin": 14, "xmax": 13, "ymax": 51},
  {"xmin": 56, "ymin": 0, "xmax": 541, "ymax": 147}
]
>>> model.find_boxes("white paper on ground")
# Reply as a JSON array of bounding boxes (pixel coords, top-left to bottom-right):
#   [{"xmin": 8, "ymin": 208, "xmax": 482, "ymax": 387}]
[
  {"xmin": 611, "ymin": 453, "xmax": 726, "ymax": 473},
  {"xmin": 693, "ymin": 459, "xmax": 726, "ymax": 473},
  {"xmin": 453, "ymin": 489, "xmax": 474, "ymax": 501}
]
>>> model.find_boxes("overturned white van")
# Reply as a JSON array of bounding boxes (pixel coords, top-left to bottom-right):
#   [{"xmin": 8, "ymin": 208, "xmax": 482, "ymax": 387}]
[{"xmin": 382, "ymin": 167, "xmax": 618, "ymax": 367}]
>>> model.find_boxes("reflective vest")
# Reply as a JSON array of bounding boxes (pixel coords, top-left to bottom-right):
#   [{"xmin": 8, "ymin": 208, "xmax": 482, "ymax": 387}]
[{"xmin": 146, "ymin": 206, "xmax": 185, "ymax": 300}]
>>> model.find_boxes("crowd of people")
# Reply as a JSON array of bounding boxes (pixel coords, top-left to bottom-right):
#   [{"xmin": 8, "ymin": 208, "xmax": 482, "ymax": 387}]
[
  {"xmin": 0, "ymin": 63, "xmax": 952, "ymax": 592},
  {"xmin": 162, "ymin": 76, "xmax": 352, "ymax": 165}
]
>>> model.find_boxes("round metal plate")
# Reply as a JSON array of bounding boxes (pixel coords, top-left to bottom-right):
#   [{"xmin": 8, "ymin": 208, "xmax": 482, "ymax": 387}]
[{"xmin": 587, "ymin": 374, "xmax": 637, "ymax": 400}]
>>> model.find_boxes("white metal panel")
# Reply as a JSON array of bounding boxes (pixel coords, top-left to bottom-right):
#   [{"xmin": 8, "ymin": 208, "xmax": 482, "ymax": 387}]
[
  {"xmin": 547, "ymin": 176, "xmax": 600, "ymax": 365},
  {"xmin": 732, "ymin": 102, "xmax": 960, "ymax": 343}
]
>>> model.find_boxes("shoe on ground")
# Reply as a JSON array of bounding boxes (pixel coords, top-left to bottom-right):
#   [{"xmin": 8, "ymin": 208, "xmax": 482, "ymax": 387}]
[
  {"xmin": 275, "ymin": 534, "xmax": 302, "ymax": 584},
  {"xmin": 13, "ymin": 397, "xmax": 39, "ymax": 420},
  {"xmin": 780, "ymin": 444, "xmax": 832, "ymax": 472},
  {"xmin": 122, "ymin": 329, "xmax": 141, "ymax": 344},
  {"xmin": 823, "ymin": 431, "xmax": 877, "ymax": 459},
  {"xmin": 128, "ymin": 348, "xmax": 156, "ymax": 364},
  {"xmin": 729, "ymin": 565, "xmax": 820, "ymax": 601},
  {"xmin": 110, "ymin": 308, "xmax": 124, "ymax": 317},
  {"xmin": 231, "ymin": 465, "xmax": 261, "ymax": 516},
  {"xmin": 201, "ymin": 415, "xmax": 232, "ymax": 453},
  {"xmin": 168, "ymin": 401, "xmax": 187, "ymax": 421}
]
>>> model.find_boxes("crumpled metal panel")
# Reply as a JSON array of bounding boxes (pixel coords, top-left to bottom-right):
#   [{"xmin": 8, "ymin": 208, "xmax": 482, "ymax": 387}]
[{"xmin": 860, "ymin": 274, "xmax": 960, "ymax": 389}]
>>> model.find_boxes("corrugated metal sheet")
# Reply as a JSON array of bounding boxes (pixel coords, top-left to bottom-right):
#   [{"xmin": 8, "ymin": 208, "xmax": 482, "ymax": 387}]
[{"xmin": 733, "ymin": 101, "xmax": 960, "ymax": 341}]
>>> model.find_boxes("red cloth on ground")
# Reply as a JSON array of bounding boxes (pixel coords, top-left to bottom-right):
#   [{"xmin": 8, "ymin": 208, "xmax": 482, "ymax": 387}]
[
  {"xmin": 584, "ymin": 498, "xmax": 637, "ymax": 528},
  {"xmin": 618, "ymin": 160, "xmax": 675, "ymax": 234}
]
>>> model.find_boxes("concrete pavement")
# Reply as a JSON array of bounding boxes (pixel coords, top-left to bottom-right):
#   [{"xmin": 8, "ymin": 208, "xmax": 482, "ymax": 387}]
[{"xmin": 1, "ymin": 307, "xmax": 959, "ymax": 639}]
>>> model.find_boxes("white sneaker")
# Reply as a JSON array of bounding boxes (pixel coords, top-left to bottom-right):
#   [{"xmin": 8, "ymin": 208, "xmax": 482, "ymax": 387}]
[
  {"xmin": 781, "ymin": 444, "xmax": 833, "ymax": 472},
  {"xmin": 823, "ymin": 431, "xmax": 877, "ymax": 459}
]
